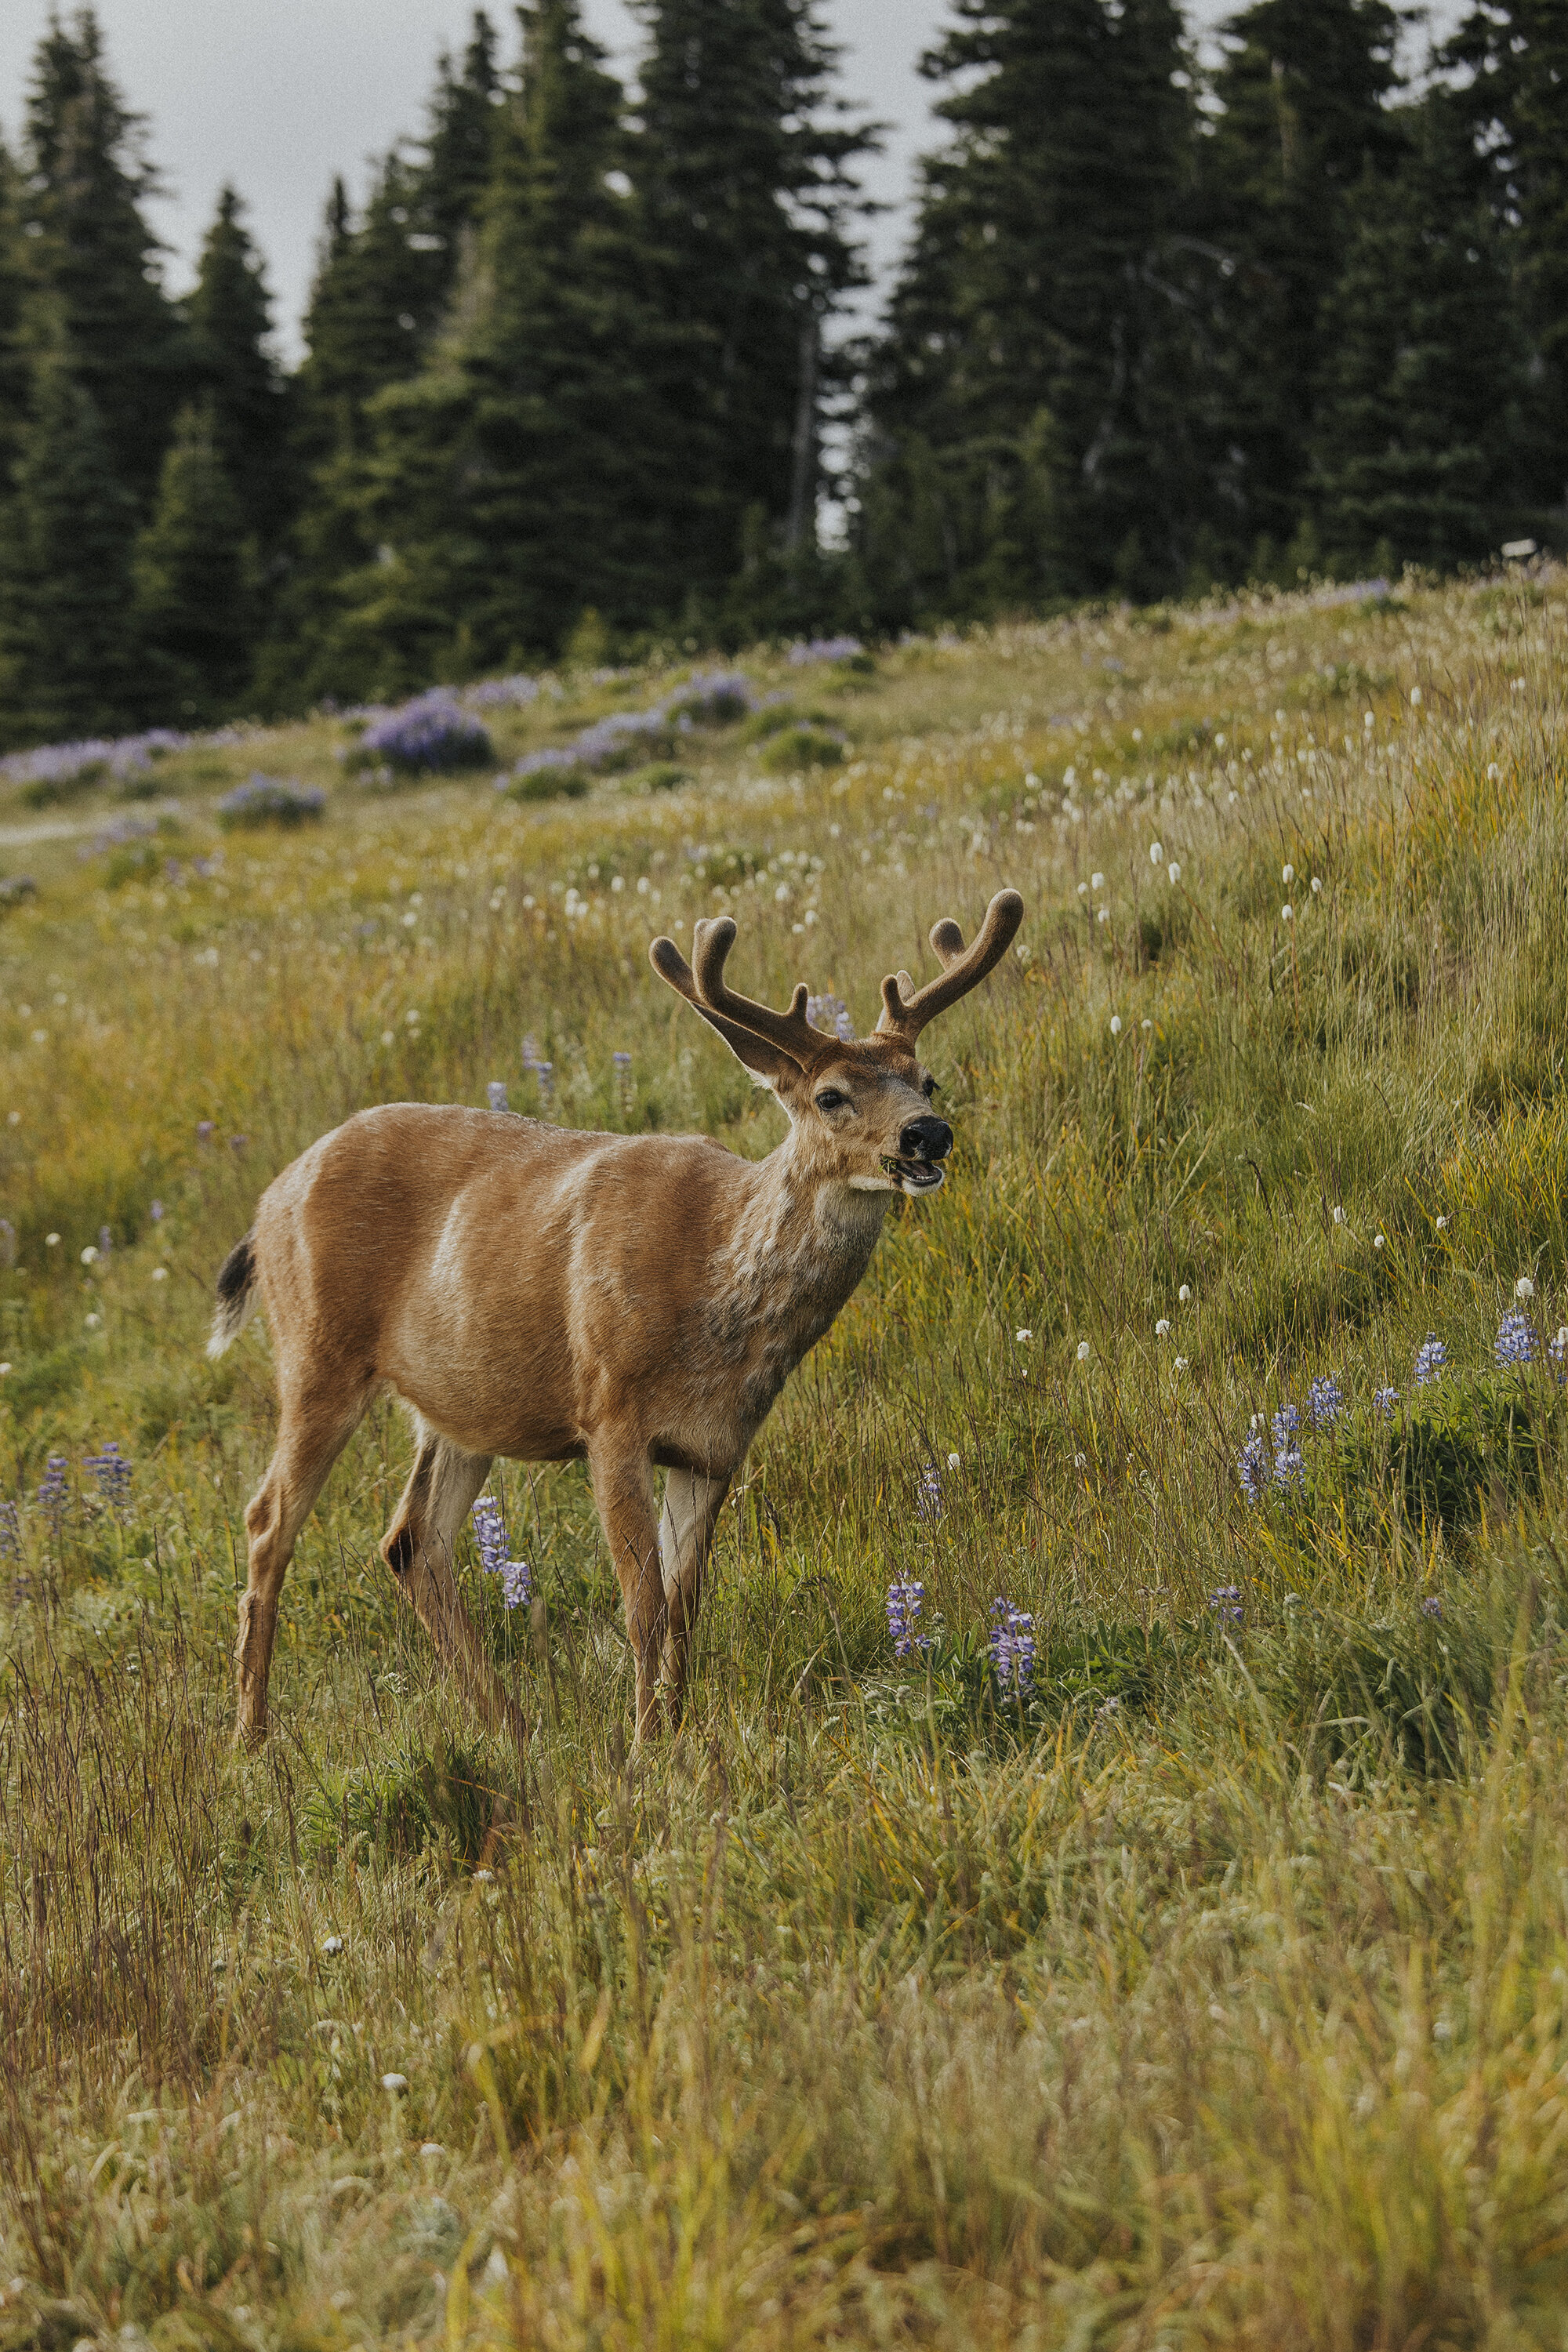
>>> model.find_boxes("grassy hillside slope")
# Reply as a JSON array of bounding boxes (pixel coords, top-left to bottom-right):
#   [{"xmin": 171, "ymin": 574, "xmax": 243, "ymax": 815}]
[{"xmin": 2, "ymin": 571, "xmax": 1568, "ymax": 2347}]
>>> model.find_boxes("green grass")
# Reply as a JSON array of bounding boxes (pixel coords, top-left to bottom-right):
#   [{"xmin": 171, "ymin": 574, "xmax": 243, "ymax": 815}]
[{"xmin": 2, "ymin": 573, "xmax": 1568, "ymax": 2345}]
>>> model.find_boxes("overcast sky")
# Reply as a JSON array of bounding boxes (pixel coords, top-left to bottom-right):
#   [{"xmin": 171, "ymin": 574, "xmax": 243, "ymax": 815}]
[{"xmin": 0, "ymin": 0, "xmax": 1465, "ymax": 365}]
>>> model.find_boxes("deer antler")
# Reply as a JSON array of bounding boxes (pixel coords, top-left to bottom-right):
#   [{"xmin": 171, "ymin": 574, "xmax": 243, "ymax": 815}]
[
  {"xmin": 875, "ymin": 889, "xmax": 1024, "ymax": 1040},
  {"xmin": 649, "ymin": 920, "xmax": 824, "ymax": 1076},
  {"xmin": 691, "ymin": 918, "xmax": 825, "ymax": 1065}
]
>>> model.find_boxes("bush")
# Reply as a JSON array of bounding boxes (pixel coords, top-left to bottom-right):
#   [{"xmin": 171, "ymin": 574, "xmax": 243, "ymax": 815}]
[
  {"xmin": 353, "ymin": 689, "xmax": 492, "ymax": 776},
  {"xmin": 759, "ymin": 724, "xmax": 845, "ymax": 772},
  {"xmin": 501, "ymin": 750, "xmax": 592, "ymax": 803},
  {"xmin": 216, "ymin": 774, "xmax": 326, "ymax": 829}
]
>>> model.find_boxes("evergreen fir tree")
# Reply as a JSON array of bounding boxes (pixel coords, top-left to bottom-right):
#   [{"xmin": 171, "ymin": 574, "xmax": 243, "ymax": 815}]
[
  {"xmin": 132, "ymin": 399, "xmax": 258, "ymax": 721},
  {"xmin": 1311, "ymin": 94, "xmax": 1527, "ymax": 571},
  {"xmin": 187, "ymin": 186, "xmax": 292, "ymax": 550},
  {"xmin": 18, "ymin": 8, "xmax": 186, "ymax": 510},
  {"xmin": 1444, "ymin": 0, "xmax": 1568, "ymax": 517},
  {"xmin": 0, "ymin": 349, "xmax": 139, "ymax": 745},
  {"xmin": 0, "ymin": 140, "xmax": 30, "ymax": 493},
  {"xmin": 860, "ymin": 0, "xmax": 1210, "ymax": 616},
  {"xmin": 419, "ymin": 12, "xmax": 501, "ymax": 263},
  {"xmin": 292, "ymin": 154, "xmax": 441, "ymax": 473},
  {"xmin": 1197, "ymin": 0, "xmax": 1405, "ymax": 560},
  {"xmin": 631, "ymin": 0, "xmax": 877, "ymax": 601},
  {"xmin": 312, "ymin": 0, "xmax": 686, "ymax": 689}
]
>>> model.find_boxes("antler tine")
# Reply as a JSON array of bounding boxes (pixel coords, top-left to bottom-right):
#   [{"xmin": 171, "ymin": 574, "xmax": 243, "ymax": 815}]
[
  {"xmin": 875, "ymin": 889, "xmax": 1024, "ymax": 1039},
  {"xmin": 691, "ymin": 917, "xmax": 820, "ymax": 1066}
]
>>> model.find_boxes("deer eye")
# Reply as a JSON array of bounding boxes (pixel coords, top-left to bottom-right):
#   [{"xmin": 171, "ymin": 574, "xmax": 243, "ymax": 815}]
[
  {"xmin": 922, "ymin": 1076, "xmax": 939, "ymax": 1099},
  {"xmin": 815, "ymin": 1087, "xmax": 848, "ymax": 1112}
]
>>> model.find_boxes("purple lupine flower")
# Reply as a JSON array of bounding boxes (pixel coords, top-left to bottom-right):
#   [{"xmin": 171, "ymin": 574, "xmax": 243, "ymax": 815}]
[
  {"xmin": 1421, "ymin": 1595, "xmax": 1443, "ymax": 1620},
  {"xmin": 470, "ymin": 1493, "xmax": 531, "ymax": 1607},
  {"xmin": 487, "ymin": 1081, "xmax": 510, "ymax": 1113},
  {"xmin": 1272, "ymin": 1405, "xmax": 1305, "ymax": 1490},
  {"xmin": 361, "ymin": 689, "xmax": 492, "ymax": 774},
  {"xmin": 0, "ymin": 726, "xmax": 191, "ymax": 793},
  {"xmin": 666, "ymin": 670, "xmax": 756, "ymax": 725},
  {"xmin": 887, "ymin": 1577, "xmax": 929, "ymax": 1658},
  {"xmin": 38, "ymin": 1454, "xmax": 68, "ymax": 1526},
  {"xmin": 1373, "ymin": 1387, "xmax": 1399, "ymax": 1416},
  {"xmin": 470, "ymin": 1494, "xmax": 508, "ymax": 1578},
  {"xmin": 1236, "ymin": 1427, "xmax": 1269, "ymax": 1504},
  {"xmin": 196, "ymin": 1120, "xmax": 216, "ymax": 1143},
  {"xmin": 989, "ymin": 1596, "xmax": 1036, "ymax": 1697},
  {"xmin": 463, "ymin": 673, "xmax": 539, "ymax": 711},
  {"xmin": 788, "ymin": 637, "xmax": 864, "ymax": 667},
  {"xmin": 84, "ymin": 1440, "xmax": 132, "ymax": 1515},
  {"xmin": 806, "ymin": 992, "xmax": 855, "ymax": 1042},
  {"xmin": 149, "ymin": 1200, "xmax": 164, "ymax": 1223},
  {"xmin": 1307, "ymin": 1374, "xmax": 1342, "ymax": 1428},
  {"xmin": 0, "ymin": 1501, "xmax": 20, "ymax": 1560},
  {"xmin": 1207, "ymin": 1585, "xmax": 1243, "ymax": 1624},
  {"xmin": 216, "ymin": 774, "xmax": 326, "ymax": 829},
  {"xmin": 97, "ymin": 1225, "xmax": 112, "ymax": 1258},
  {"xmin": 1414, "ymin": 1334, "xmax": 1447, "ymax": 1386},
  {"xmin": 1494, "ymin": 1308, "xmax": 1537, "ymax": 1368},
  {"xmin": 916, "ymin": 1465, "xmax": 942, "ymax": 1523}
]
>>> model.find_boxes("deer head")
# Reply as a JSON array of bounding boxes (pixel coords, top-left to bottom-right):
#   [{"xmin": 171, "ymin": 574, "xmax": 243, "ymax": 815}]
[{"xmin": 650, "ymin": 888, "xmax": 1022, "ymax": 1196}]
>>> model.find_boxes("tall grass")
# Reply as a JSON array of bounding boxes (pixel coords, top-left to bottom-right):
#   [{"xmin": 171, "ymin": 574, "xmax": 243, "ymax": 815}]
[{"xmin": 2, "ymin": 571, "xmax": 1568, "ymax": 2344}]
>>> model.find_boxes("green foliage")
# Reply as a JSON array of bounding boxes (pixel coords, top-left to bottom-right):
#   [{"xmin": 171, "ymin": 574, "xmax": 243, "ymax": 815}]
[{"xmin": 132, "ymin": 401, "xmax": 259, "ymax": 722}]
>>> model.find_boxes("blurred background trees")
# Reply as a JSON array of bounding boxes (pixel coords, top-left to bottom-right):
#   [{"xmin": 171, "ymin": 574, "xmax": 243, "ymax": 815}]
[{"xmin": 0, "ymin": 0, "xmax": 1563, "ymax": 742}]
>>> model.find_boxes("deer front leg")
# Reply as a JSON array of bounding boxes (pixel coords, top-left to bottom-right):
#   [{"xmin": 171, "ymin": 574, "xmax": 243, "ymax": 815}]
[
  {"xmin": 588, "ymin": 1437, "xmax": 665, "ymax": 1745},
  {"xmin": 380, "ymin": 1424, "xmax": 528, "ymax": 1755},
  {"xmin": 235, "ymin": 1385, "xmax": 367, "ymax": 1749},
  {"xmin": 659, "ymin": 1467, "xmax": 728, "ymax": 1719}
]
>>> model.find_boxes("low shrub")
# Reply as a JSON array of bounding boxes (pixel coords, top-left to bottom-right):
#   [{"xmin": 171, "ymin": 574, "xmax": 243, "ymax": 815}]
[
  {"xmin": 759, "ymin": 724, "xmax": 845, "ymax": 772},
  {"xmin": 215, "ymin": 774, "xmax": 327, "ymax": 829},
  {"xmin": 352, "ymin": 688, "xmax": 492, "ymax": 776}
]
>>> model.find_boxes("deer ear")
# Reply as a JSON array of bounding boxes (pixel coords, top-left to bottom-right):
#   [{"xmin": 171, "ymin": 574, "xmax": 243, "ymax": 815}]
[{"xmin": 649, "ymin": 935, "xmax": 798, "ymax": 1087}]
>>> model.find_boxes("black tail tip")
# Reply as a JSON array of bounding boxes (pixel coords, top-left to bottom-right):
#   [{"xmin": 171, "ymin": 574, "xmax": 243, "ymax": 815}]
[{"xmin": 216, "ymin": 1232, "xmax": 256, "ymax": 1305}]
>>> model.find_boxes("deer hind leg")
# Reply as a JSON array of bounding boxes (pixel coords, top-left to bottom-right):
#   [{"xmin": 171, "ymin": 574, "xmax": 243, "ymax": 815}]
[
  {"xmin": 659, "ymin": 1468, "xmax": 728, "ymax": 1720},
  {"xmin": 380, "ymin": 1421, "xmax": 527, "ymax": 1751},
  {"xmin": 236, "ymin": 1379, "xmax": 369, "ymax": 1751},
  {"xmin": 588, "ymin": 1436, "xmax": 665, "ymax": 1746}
]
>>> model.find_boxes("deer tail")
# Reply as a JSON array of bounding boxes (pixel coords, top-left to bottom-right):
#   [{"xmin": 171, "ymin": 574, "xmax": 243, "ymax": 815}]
[{"xmin": 208, "ymin": 1231, "xmax": 258, "ymax": 1360}]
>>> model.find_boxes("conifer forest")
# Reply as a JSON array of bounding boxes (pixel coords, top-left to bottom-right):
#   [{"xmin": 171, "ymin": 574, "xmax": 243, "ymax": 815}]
[{"xmin": 0, "ymin": 0, "xmax": 1565, "ymax": 748}]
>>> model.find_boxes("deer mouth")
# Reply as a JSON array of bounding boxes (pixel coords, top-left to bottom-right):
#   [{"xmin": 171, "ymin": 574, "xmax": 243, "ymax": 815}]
[{"xmin": 881, "ymin": 1155, "xmax": 946, "ymax": 1196}]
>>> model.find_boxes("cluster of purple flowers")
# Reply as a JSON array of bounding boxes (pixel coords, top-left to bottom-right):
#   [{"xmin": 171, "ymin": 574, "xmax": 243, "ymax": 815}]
[
  {"xmin": 85, "ymin": 1440, "xmax": 132, "ymax": 1515},
  {"xmin": 463, "ymin": 674, "xmax": 539, "ymax": 711},
  {"xmin": 1414, "ymin": 1334, "xmax": 1448, "ymax": 1386},
  {"xmin": 1237, "ymin": 1403, "xmax": 1309, "ymax": 1501},
  {"xmin": 1272, "ymin": 1404, "xmax": 1305, "ymax": 1488},
  {"xmin": 1421, "ymin": 1595, "xmax": 1443, "ymax": 1620},
  {"xmin": 916, "ymin": 1465, "xmax": 942, "ymax": 1523},
  {"xmin": 806, "ymin": 992, "xmax": 855, "ymax": 1042},
  {"xmin": 1374, "ymin": 1386, "xmax": 1399, "ymax": 1416},
  {"xmin": 90, "ymin": 814, "xmax": 158, "ymax": 855},
  {"xmin": 504, "ymin": 670, "xmax": 759, "ymax": 797},
  {"xmin": 216, "ymin": 775, "xmax": 326, "ymax": 830},
  {"xmin": 989, "ymin": 1596, "xmax": 1036, "ymax": 1697},
  {"xmin": 788, "ymin": 637, "xmax": 865, "ymax": 667},
  {"xmin": 0, "ymin": 1501, "xmax": 20, "ymax": 1561},
  {"xmin": 360, "ymin": 690, "xmax": 492, "ymax": 774},
  {"xmin": 38, "ymin": 1455, "xmax": 68, "ymax": 1526},
  {"xmin": 486, "ymin": 1081, "xmax": 510, "ymax": 1113},
  {"xmin": 887, "ymin": 1577, "xmax": 929, "ymax": 1659},
  {"xmin": 1307, "ymin": 1374, "xmax": 1343, "ymax": 1428},
  {"xmin": 1494, "ymin": 1308, "xmax": 1537, "ymax": 1368},
  {"xmin": 1208, "ymin": 1585, "xmax": 1243, "ymax": 1624},
  {"xmin": 470, "ymin": 1493, "xmax": 532, "ymax": 1610},
  {"xmin": 2, "ymin": 727, "xmax": 191, "ymax": 793}
]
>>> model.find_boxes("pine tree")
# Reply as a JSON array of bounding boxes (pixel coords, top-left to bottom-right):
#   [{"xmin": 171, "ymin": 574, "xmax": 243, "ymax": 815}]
[
  {"xmin": 860, "ymin": 0, "xmax": 1209, "ymax": 616},
  {"xmin": 18, "ymin": 8, "xmax": 186, "ymax": 510},
  {"xmin": 0, "ymin": 350, "xmax": 139, "ymax": 745},
  {"xmin": 1444, "ymin": 0, "xmax": 1568, "ymax": 516},
  {"xmin": 631, "ymin": 0, "xmax": 876, "ymax": 601},
  {"xmin": 132, "ymin": 400, "xmax": 258, "ymax": 721},
  {"xmin": 1197, "ymin": 0, "xmax": 1405, "ymax": 560},
  {"xmin": 187, "ymin": 186, "xmax": 292, "ymax": 550},
  {"xmin": 292, "ymin": 155, "xmax": 440, "ymax": 474},
  {"xmin": 419, "ymin": 12, "xmax": 501, "ymax": 263},
  {"xmin": 0, "ymin": 140, "xmax": 29, "ymax": 492},
  {"xmin": 312, "ymin": 0, "xmax": 686, "ymax": 688},
  {"xmin": 1311, "ymin": 96, "xmax": 1527, "ymax": 571}
]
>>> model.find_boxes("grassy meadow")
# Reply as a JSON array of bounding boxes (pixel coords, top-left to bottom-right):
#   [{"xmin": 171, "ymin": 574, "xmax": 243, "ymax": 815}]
[{"xmin": 3, "ymin": 572, "xmax": 1568, "ymax": 2347}]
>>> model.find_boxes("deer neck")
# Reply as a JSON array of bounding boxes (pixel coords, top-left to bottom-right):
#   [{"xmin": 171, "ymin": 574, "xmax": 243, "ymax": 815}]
[{"xmin": 703, "ymin": 1129, "xmax": 889, "ymax": 1427}]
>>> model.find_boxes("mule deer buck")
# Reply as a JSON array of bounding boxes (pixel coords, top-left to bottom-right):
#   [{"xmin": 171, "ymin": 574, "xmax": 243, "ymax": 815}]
[{"xmin": 210, "ymin": 888, "xmax": 1022, "ymax": 1752}]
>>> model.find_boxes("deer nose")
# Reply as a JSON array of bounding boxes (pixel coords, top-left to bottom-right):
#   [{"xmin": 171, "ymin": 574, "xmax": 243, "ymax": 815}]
[{"xmin": 900, "ymin": 1116, "xmax": 953, "ymax": 1162}]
